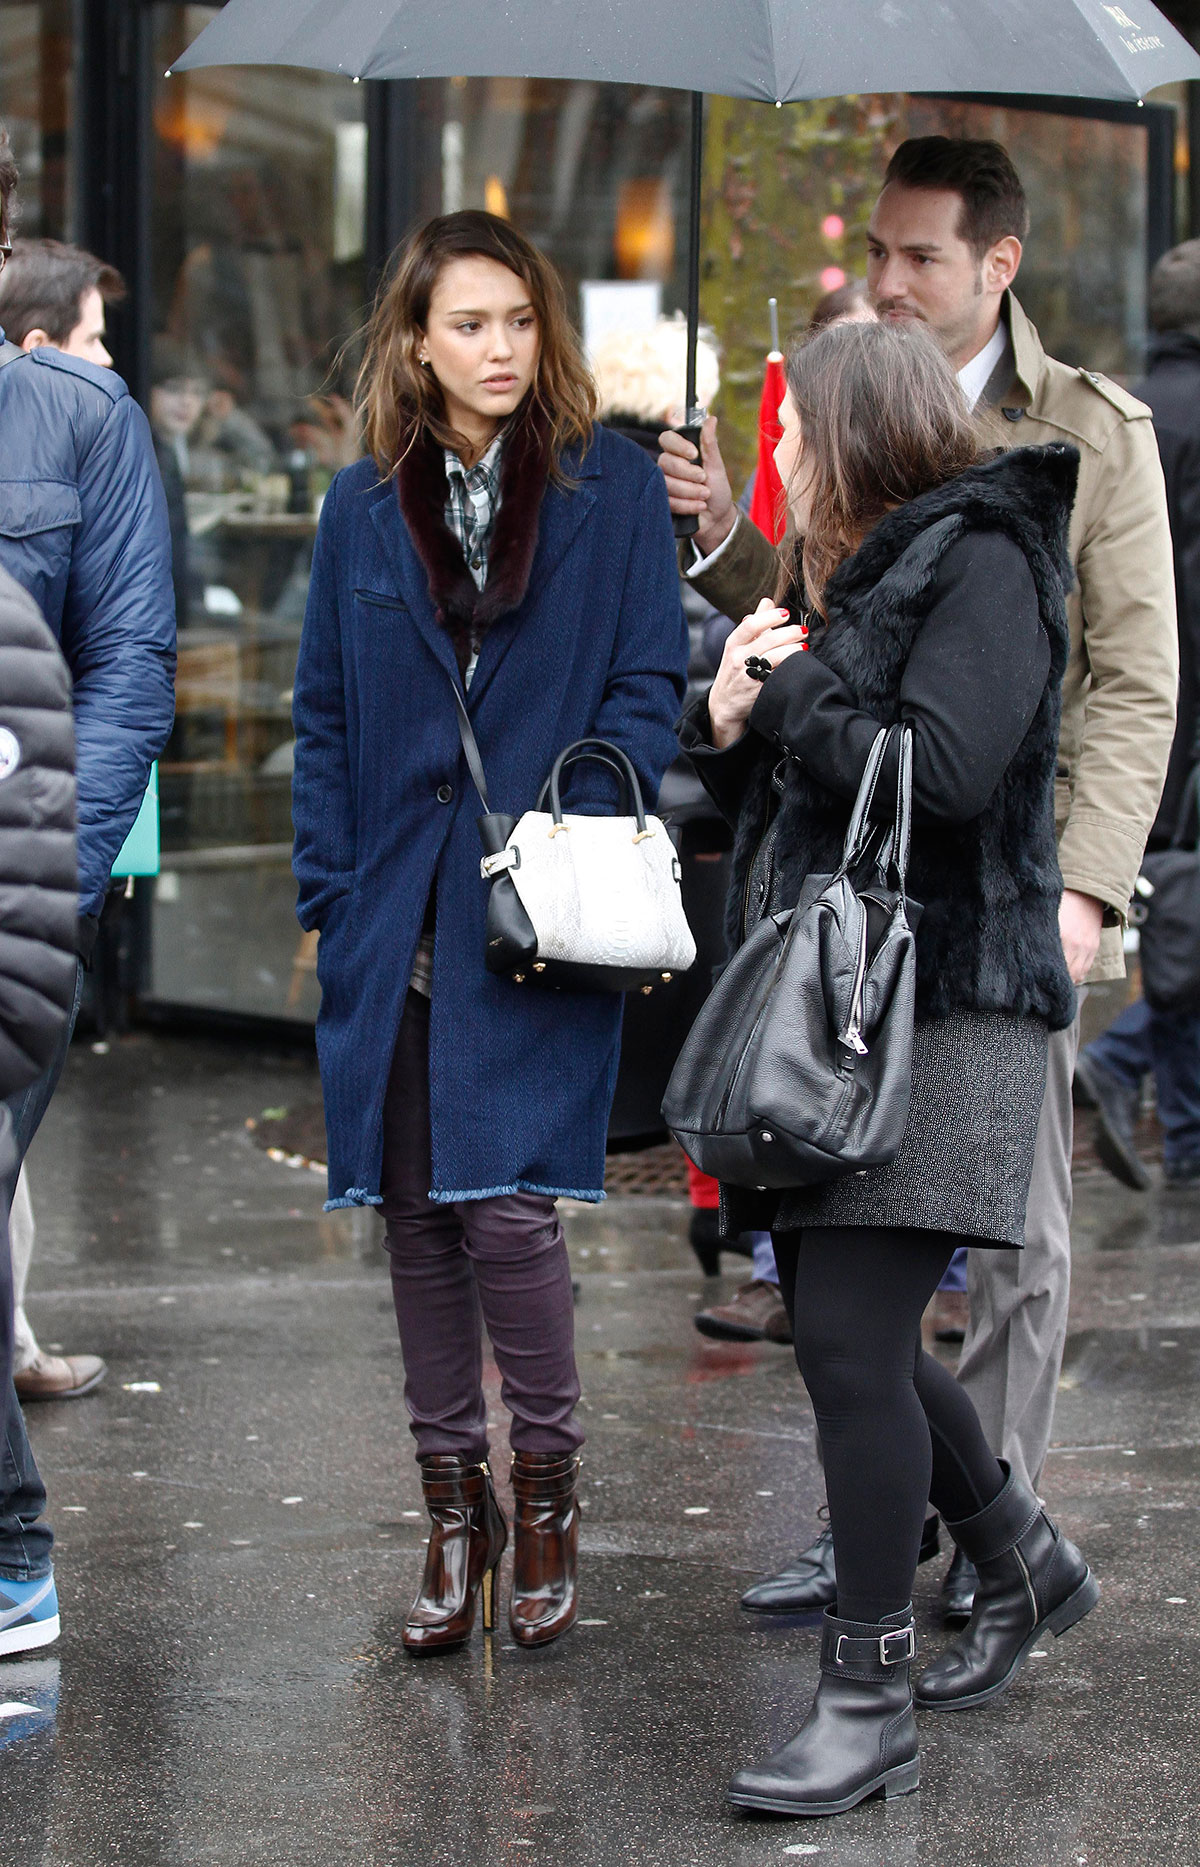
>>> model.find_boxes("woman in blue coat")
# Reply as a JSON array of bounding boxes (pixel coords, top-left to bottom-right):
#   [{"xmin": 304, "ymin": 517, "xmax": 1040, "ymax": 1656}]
[{"xmin": 291, "ymin": 212, "xmax": 687, "ymax": 1655}]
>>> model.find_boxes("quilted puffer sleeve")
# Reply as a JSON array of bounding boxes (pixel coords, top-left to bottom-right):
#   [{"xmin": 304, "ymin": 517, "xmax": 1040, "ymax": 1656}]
[{"xmin": 0, "ymin": 565, "xmax": 78, "ymax": 1098}]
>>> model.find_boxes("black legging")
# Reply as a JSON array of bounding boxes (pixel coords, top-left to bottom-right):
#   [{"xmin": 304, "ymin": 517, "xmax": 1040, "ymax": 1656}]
[{"xmin": 772, "ymin": 1225, "xmax": 1007, "ymax": 1625}]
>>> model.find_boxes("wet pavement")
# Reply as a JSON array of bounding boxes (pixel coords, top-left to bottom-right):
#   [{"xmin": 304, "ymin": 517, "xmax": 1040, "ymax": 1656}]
[{"xmin": 2, "ymin": 1031, "xmax": 1198, "ymax": 1867}]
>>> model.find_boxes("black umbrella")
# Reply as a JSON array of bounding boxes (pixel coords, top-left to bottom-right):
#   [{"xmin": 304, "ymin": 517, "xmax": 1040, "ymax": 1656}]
[{"xmin": 173, "ymin": 0, "xmax": 1200, "ymax": 514}]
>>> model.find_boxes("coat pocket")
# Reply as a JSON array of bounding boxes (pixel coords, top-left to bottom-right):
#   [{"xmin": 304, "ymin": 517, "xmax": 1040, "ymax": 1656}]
[
  {"xmin": 0, "ymin": 481, "xmax": 82, "ymax": 540},
  {"xmin": 354, "ymin": 587, "xmax": 408, "ymax": 612}
]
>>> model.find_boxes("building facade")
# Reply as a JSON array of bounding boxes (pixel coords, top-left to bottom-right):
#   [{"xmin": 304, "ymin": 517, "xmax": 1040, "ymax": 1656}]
[{"xmin": 0, "ymin": 0, "xmax": 1193, "ymax": 1025}]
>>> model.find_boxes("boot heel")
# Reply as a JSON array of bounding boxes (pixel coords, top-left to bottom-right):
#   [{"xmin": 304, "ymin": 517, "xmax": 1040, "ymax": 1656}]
[
  {"xmin": 881, "ymin": 1760, "xmax": 920, "ymax": 1799},
  {"xmin": 480, "ymin": 1562, "xmax": 499, "ymax": 1634},
  {"xmin": 1048, "ymin": 1569, "xmax": 1099, "ymax": 1637}
]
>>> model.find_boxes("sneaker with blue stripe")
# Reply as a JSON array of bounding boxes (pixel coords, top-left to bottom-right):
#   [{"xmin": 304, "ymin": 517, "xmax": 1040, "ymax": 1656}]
[{"xmin": 0, "ymin": 1572, "xmax": 59, "ymax": 1657}]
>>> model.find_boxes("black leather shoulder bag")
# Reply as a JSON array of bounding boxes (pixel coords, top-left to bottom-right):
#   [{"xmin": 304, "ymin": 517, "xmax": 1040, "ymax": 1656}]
[{"xmin": 662, "ymin": 725, "xmax": 918, "ymax": 1189}]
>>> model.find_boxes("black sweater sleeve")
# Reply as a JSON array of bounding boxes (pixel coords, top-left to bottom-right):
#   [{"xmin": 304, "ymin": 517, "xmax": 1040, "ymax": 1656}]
[
  {"xmin": 747, "ymin": 531, "xmax": 1051, "ymax": 823},
  {"xmin": 676, "ymin": 694, "xmax": 765, "ymax": 827}
]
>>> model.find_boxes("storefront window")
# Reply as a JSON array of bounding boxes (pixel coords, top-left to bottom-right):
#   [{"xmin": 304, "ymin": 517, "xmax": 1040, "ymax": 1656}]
[
  {"xmin": 147, "ymin": 6, "xmax": 367, "ymax": 1019},
  {"xmin": 135, "ymin": 55, "xmax": 1169, "ymax": 1023},
  {"xmin": 0, "ymin": 0, "xmax": 77, "ymax": 240},
  {"xmin": 146, "ymin": 67, "xmax": 696, "ymax": 1021}
]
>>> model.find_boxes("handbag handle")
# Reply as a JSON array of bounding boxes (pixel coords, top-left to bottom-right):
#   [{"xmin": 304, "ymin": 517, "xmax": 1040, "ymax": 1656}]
[
  {"xmin": 840, "ymin": 725, "xmax": 913, "ymax": 886},
  {"xmin": 445, "ymin": 671, "xmax": 648, "ymax": 837},
  {"xmin": 542, "ymin": 739, "xmax": 649, "ymax": 833}
]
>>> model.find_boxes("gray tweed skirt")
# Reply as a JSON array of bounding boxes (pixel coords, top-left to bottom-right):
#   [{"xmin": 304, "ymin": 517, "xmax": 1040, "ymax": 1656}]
[{"xmin": 727, "ymin": 1010, "xmax": 1049, "ymax": 1249}]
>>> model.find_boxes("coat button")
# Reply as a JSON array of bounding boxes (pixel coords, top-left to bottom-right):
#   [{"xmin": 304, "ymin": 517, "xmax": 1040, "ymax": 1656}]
[{"xmin": 436, "ymin": 783, "xmax": 453, "ymax": 804}]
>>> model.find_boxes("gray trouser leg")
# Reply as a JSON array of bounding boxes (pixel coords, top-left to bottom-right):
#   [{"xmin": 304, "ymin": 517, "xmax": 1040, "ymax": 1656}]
[
  {"xmin": 957, "ymin": 1009, "xmax": 1080, "ymax": 1495},
  {"xmin": 10, "ymin": 1168, "xmax": 38, "ymax": 1370}
]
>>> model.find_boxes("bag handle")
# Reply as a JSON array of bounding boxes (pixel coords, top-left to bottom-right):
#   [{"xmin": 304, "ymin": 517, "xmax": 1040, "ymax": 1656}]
[
  {"xmin": 445, "ymin": 678, "xmax": 647, "ymax": 837},
  {"xmin": 542, "ymin": 739, "xmax": 649, "ymax": 834},
  {"xmin": 840, "ymin": 728, "xmax": 892, "ymax": 871},
  {"xmin": 839, "ymin": 724, "xmax": 913, "ymax": 886}
]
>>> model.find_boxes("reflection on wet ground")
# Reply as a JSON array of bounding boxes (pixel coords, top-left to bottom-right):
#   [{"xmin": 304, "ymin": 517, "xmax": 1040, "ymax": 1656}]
[{"xmin": 2, "ymin": 1034, "xmax": 1198, "ymax": 1865}]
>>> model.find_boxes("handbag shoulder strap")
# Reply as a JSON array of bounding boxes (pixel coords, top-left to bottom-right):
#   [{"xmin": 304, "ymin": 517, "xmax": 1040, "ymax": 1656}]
[{"xmin": 445, "ymin": 673, "xmax": 491, "ymax": 813}]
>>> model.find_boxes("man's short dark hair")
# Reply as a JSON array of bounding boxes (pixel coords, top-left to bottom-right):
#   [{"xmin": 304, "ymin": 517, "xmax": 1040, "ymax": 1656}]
[
  {"xmin": 1148, "ymin": 238, "xmax": 1200, "ymax": 338},
  {"xmin": 0, "ymin": 239, "xmax": 126, "ymax": 345},
  {"xmin": 884, "ymin": 137, "xmax": 1030, "ymax": 258}
]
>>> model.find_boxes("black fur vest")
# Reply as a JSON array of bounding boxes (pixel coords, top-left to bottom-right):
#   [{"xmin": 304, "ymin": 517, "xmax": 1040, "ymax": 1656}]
[{"xmin": 729, "ymin": 444, "xmax": 1080, "ymax": 1032}]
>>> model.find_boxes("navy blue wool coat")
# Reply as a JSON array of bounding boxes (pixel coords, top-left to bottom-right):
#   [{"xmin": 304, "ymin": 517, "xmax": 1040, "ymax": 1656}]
[{"xmin": 292, "ymin": 426, "xmax": 688, "ymax": 1208}]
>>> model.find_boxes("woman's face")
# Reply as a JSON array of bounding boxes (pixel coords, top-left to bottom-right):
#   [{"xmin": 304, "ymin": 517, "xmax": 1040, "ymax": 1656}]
[
  {"xmin": 420, "ymin": 255, "xmax": 540, "ymax": 450},
  {"xmin": 774, "ymin": 390, "xmax": 815, "ymax": 535}
]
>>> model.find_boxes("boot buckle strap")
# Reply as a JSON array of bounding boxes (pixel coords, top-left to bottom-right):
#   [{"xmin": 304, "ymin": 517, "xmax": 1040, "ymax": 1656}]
[{"xmin": 834, "ymin": 1624, "xmax": 915, "ymax": 1667}]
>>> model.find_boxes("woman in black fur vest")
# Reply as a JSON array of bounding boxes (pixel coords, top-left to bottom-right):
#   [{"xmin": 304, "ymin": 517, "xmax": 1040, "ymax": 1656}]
[{"xmin": 680, "ymin": 320, "xmax": 1098, "ymax": 1819}]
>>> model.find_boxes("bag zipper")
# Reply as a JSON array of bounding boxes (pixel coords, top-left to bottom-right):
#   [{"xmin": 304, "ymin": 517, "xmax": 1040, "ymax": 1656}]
[{"xmin": 837, "ymin": 911, "xmax": 870, "ymax": 1061}]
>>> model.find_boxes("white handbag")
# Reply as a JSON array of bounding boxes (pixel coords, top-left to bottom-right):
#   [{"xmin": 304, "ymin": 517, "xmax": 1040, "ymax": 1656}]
[{"xmin": 450, "ymin": 683, "xmax": 696, "ymax": 994}]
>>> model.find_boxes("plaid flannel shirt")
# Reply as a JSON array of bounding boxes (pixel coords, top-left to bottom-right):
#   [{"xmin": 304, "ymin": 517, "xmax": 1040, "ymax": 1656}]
[{"xmin": 443, "ymin": 433, "xmax": 504, "ymax": 600}]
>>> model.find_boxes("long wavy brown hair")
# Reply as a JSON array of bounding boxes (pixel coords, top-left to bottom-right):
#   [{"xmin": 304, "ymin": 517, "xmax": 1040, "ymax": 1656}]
[
  {"xmin": 356, "ymin": 210, "xmax": 597, "ymax": 481},
  {"xmin": 778, "ymin": 319, "xmax": 984, "ymax": 614}
]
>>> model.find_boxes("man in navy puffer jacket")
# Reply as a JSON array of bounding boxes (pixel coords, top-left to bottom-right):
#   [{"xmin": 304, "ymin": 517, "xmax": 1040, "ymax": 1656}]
[{"xmin": 0, "ymin": 131, "xmax": 174, "ymax": 1422}]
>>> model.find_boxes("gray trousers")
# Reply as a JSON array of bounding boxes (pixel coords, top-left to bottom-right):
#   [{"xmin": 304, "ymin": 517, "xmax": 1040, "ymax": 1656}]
[
  {"xmin": 9, "ymin": 1169, "xmax": 37, "ymax": 1372},
  {"xmin": 957, "ymin": 1009, "xmax": 1081, "ymax": 1495}
]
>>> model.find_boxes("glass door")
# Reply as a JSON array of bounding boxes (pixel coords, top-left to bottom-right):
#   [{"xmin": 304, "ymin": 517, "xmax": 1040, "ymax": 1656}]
[{"xmin": 146, "ymin": 5, "xmax": 367, "ymax": 1021}]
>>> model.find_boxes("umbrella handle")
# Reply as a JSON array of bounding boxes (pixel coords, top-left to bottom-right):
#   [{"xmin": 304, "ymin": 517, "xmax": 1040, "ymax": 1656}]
[{"xmin": 671, "ymin": 419, "xmax": 704, "ymax": 541}]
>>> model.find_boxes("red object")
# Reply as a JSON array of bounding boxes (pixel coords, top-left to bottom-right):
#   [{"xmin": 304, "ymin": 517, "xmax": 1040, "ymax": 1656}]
[
  {"xmin": 686, "ymin": 1160, "xmax": 720, "ymax": 1210},
  {"xmin": 748, "ymin": 352, "xmax": 788, "ymax": 546}
]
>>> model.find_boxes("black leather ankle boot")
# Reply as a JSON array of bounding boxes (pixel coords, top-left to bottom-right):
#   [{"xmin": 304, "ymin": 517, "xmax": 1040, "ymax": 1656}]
[
  {"xmin": 916, "ymin": 1463, "xmax": 1098, "ymax": 1710},
  {"xmin": 727, "ymin": 1607, "xmax": 919, "ymax": 1817},
  {"xmin": 741, "ymin": 1514, "xmax": 940, "ymax": 1615}
]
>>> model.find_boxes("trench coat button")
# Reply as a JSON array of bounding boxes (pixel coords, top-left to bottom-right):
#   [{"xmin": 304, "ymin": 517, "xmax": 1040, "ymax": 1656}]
[{"xmin": 436, "ymin": 783, "xmax": 453, "ymax": 804}]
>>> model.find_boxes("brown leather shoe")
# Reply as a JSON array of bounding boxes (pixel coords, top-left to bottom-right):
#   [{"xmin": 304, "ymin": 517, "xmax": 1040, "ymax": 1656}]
[
  {"xmin": 509, "ymin": 1451, "xmax": 581, "ymax": 1649},
  {"xmin": 402, "ymin": 1455, "xmax": 507, "ymax": 1655},
  {"xmin": 694, "ymin": 1280, "xmax": 793, "ymax": 1344},
  {"xmin": 14, "ymin": 1352, "xmax": 106, "ymax": 1401}
]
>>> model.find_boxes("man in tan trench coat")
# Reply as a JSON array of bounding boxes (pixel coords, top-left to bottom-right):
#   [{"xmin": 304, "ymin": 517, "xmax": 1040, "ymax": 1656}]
[{"xmin": 659, "ymin": 136, "xmax": 1177, "ymax": 1617}]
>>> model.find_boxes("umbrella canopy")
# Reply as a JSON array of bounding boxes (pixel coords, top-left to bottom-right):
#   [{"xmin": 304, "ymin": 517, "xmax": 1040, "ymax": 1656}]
[{"xmin": 172, "ymin": 0, "xmax": 1200, "ymax": 101}]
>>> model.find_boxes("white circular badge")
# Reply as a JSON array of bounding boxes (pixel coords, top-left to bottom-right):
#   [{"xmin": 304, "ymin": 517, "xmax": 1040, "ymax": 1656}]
[{"xmin": 0, "ymin": 726, "xmax": 21, "ymax": 781}]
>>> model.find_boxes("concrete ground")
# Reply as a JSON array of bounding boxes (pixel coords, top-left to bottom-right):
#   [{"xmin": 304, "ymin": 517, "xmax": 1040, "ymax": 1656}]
[{"xmin": 2, "ymin": 1032, "xmax": 1197, "ymax": 1867}]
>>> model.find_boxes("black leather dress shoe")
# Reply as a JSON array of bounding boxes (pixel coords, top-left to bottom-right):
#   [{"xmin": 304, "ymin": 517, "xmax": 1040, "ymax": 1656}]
[
  {"xmin": 741, "ymin": 1514, "xmax": 941, "ymax": 1615},
  {"xmin": 1074, "ymin": 1054, "xmax": 1150, "ymax": 1191}
]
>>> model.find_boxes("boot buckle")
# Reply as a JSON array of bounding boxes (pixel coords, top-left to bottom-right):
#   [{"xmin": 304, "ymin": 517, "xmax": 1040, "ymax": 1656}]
[
  {"xmin": 833, "ymin": 1625, "xmax": 915, "ymax": 1666},
  {"xmin": 878, "ymin": 1625, "xmax": 915, "ymax": 1665}
]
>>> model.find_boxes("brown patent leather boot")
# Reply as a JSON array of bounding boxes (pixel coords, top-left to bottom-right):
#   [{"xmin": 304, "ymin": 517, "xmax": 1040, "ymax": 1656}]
[
  {"xmin": 509, "ymin": 1450, "xmax": 581, "ymax": 1649},
  {"xmin": 402, "ymin": 1455, "xmax": 508, "ymax": 1655}
]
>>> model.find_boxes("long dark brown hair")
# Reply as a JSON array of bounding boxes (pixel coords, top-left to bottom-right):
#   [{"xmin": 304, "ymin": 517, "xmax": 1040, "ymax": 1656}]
[
  {"xmin": 779, "ymin": 319, "xmax": 983, "ymax": 614},
  {"xmin": 356, "ymin": 210, "xmax": 596, "ymax": 481}
]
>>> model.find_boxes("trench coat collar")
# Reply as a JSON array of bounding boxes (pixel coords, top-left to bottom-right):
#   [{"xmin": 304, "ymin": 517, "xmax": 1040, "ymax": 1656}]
[
  {"xmin": 366, "ymin": 438, "xmax": 602, "ymax": 701},
  {"xmin": 983, "ymin": 291, "xmax": 1045, "ymax": 416}
]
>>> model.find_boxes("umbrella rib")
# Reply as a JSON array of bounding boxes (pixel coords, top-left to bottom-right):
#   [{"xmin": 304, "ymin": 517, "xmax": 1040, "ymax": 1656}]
[{"xmin": 762, "ymin": 0, "xmax": 781, "ymax": 102}]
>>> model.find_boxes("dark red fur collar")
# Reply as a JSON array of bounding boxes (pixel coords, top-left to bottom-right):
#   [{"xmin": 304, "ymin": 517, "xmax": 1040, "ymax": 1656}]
[{"xmin": 395, "ymin": 409, "xmax": 551, "ymax": 671}]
